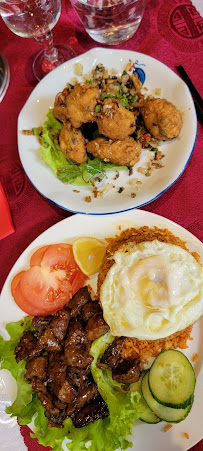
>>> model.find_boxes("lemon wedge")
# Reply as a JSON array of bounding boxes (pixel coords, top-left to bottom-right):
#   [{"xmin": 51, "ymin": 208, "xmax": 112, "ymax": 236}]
[{"xmin": 73, "ymin": 237, "xmax": 107, "ymax": 276}]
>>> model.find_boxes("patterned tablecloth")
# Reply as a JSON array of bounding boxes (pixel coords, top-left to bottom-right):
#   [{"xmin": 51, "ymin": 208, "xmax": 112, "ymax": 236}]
[{"xmin": 0, "ymin": 0, "xmax": 203, "ymax": 450}]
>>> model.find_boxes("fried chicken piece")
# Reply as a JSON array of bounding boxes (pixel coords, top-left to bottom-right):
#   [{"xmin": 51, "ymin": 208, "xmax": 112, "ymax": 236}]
[
  {"xmin": 59, "ymin": 122, "xmax": 87, "ymax": 164},
  {"xmin": 140, "ymin": 97, "xmax": 182, "ymax": 141},
  {"xmin": 97, "ymin": 99, "xmax": 136, "ymax": 140},
  {"xmin": 87, "ymin": 137, "xmax": 141, "ymax": 167},
  {"xmin": 54, "ymin": 104, "xmax": 69, "ymax": 124},
  {"xmin": 65, "ymin": 83, "xmax": 100, "ymax": 128},
  {"xmin": 53, "ymin": 88, "xmax": 70, "ymax": 124}
]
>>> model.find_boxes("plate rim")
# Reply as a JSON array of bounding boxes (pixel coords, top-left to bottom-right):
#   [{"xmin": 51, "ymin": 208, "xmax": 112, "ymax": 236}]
[{"xmin": 17, "ymin": 47, "xmax": 197, "ymax": 215}]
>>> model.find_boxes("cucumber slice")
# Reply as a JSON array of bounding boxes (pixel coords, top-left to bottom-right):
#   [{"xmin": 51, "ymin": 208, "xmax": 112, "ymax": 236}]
[
  {"xmin": 139, "ymin": 397, "xmax": 161, "ymax": 424},
  {"xmin": 138, "ymin": 374, "xmax": 161, "ymax": 424},
  {"xmin": 141, "ymin": 371, "xmax": 194, "ymax": 423},
  {"xmin": 148, "ymin": 350, "xmax": 196, "ymax": 409}
]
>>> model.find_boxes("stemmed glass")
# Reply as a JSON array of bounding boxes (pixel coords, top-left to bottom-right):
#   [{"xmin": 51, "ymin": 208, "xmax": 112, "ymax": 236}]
[{"xmin": 0, "ymin": 0, "xmax": 76, "ymax": 81}]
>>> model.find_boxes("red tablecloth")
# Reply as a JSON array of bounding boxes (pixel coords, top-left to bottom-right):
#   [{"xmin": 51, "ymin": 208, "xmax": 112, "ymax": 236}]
[{"xmin": 0, "ymin": 0, "xmax": 203, "ymax": 449}]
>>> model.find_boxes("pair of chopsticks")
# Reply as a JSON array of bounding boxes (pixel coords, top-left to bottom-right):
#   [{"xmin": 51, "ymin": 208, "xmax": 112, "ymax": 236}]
[{"xmin": 177, "ymin": 65, "xmax": 203, "ymax": 123}]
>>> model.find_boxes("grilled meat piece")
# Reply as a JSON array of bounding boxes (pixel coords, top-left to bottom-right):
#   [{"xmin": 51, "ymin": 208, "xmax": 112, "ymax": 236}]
[
  {"xmin": 85, "ymin": 313, "xmax": 109, "ymax": 341},
  {"xmin": 31, "ymin": 316, "xmax": 52, "ymax": 338},
  {"xmin": 81, "ymin": 301, "xmax": 102, "ymax": 322},
  {"xmin": 68, "ymin": 286, "xmax": 91, "ymax": 317},
  {"xmin": 50, "ymin": 309, "xmax": 70, "ymax": 341},
  {"xmin": 64, "ymin": 344, "xmax": 93, "ymax": 368},
  {"xmin": 112, "ymin": 359, "xmax": 143, "ymax": 384},
  {"xmin": 73, "ymin": 383, "xmax": 99, "ymax": 412},
  {"xmin": 45, "ymin": 409, "xmax": 67, "ymax": 428},
  {"xmin": 47, "ymin": 352, "xmax": 67, "ymax": 384},
  {"xmin": 53, "ymin": 397, "xmax": 67, "ymax": 410},
  {"xmin": 67, "ymin": 366, "xmax": 91, "ymax": 389},
  {"xmin": 66, "ymin": 383, "xmax": 98, "ymax": 418},
  {"xmin": 57, "ymin": 380, "xmax": 77, "ymax": 403},
  {"xmin": 73, "ymin": 396, "xmax": 109, "ymax": 428},
  {"xmin": 101, "ymin": 338, "xmax": 126, "ymax": 368},
  {"xmin": 14, "ymin": 331, "xmax": 41, "ymax": 362},
  {"xmin": 25, "ymin": 356, "xmax": 47, "ymax": 381},
  {"xmin": 65, "ymin": 318, "xmax": 89, "ymax": 347},
  {"xmin": 32, "ymin": 377, "xmax": 60, "ymax": 416},
  {"xmin": 38, "ymin": 326, "xmax": 62, "ymax": 352},
  {"xmin": 14, "ymin": 288, "xmax": 113, "ymax": 429}
]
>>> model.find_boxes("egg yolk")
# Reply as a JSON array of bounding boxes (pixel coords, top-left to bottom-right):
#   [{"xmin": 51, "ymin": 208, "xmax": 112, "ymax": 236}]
[{"xmin": 128, "ymin": 256, "xmax": 169, "ymax": 309}]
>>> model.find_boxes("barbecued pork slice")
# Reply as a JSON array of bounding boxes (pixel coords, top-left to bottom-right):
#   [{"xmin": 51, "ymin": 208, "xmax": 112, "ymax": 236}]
[
  {"xmin": 64, "ymin": 344, "xmax": 93, "ymax": 368},
  {"xmin": 25, "ymin": 356, "xmax": 47, "ymax": 381},
  {"xmin": 101, "ymin": 337, "xmax": 126, "ymax": 368},
  {"xmin": 81, "ymin": 301, "xmax": 102, "ymax": 321},
  {"xmin": 74, "ymin": 383, "xmax": 99, "ymax": 411},
  {"xmin": 73, "ymin": 396, "xmax": 109, "ymax": 428},
  {"xmin": 50, "ymin": 309, "xmax": 70, "ymax": 341},
  {"xmin": 47, "ymin": 352, "xmax": 67, "ymax": 384},
  {"xmin": 112, "ymin": 358, "xmax": 143, "ymax": 384},
  {"xmin": 67, "ymin": 366, "xmax": 91, "ymax": 389},
  {"xmin": 57, "ymin": 380, "xmax": 77, "ymax": 403},
  {"xmin": 66, "ymin": 383, "xmax": 99, "ymax": 418},
  {"xmin": 67, "ymin": 286, "xmax": 91, "ymax": 317},
  {"xmin": 65, "ymin": 318, "xmax": 89, "ymax": 347},
  {"xmin": 85, "ymin": 313, "xmax": 109, "ymax": 341},
  {"xmin": 32, "ymin": 377, "xmax": 60, "ymax": 417},
  {"xmin": 38, "ymin": 326, "xmax": 62, "ymax": 352},
  {"xmin": 14, "ymin": 331, "xmax": 42, "ymax": 362},
  {"xmin": 31, "ymin": 316, "xmax": 52, "ymax": 338}
]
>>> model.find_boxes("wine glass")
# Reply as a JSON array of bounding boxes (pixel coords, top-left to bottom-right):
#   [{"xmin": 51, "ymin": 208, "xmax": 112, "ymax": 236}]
[{"xmin": 0, "ymin": 0, "xmax": 76, "ymax": 81}]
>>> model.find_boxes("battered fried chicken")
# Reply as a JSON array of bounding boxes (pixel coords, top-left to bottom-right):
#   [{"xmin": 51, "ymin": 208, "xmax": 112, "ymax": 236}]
[
  {"xmin": 64, "ymin": 83, "xmax": 100, "ymax": 128},
  {"xmin": 140, "ymin": 97, "xmax": 182, "ymax": 141},
  {"xmin": 59, "ymin": 122, "xmax": 87, "ymax": 164},
  {"xmin": 97, "ymin": 99, "xmax": 136, "ymax": 140},
  {"xmin": 87, "ymin": 137, "xmax": 141, "ymax": 167}
]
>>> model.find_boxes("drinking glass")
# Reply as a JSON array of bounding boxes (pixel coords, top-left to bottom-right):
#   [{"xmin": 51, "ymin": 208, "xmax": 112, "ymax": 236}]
[
  {"xmin": 0, "ymin": 53, "xmax": 10, "ymax": 102},
  {"xmin": 0, "ymin": 0, "xmax": 76, "ymax": 81},
  {"xmin": 69, "ymin": 0, "xmax": 147, "ymax": 45}
]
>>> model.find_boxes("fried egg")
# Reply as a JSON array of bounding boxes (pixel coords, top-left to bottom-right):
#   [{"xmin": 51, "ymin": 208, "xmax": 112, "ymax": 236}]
[{"xmin": 100, "ymin": 240, "xmax": 203, "ymax": 340}]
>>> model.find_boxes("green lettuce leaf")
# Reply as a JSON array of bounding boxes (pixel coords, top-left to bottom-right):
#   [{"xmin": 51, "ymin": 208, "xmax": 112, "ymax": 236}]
[
  {"xmin": 39, "ymin": 109, "xmax": 127, "ymax": 186},
  {"xmin": 0, "ymin": 323, "xmax": 144, "ymax": 451}
]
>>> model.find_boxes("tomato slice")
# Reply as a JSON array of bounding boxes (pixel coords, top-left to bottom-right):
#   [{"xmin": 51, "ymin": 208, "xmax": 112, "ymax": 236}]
[
  {"xmin": 71, "ymin": 268, "xmax": 87, "ymax": 295},
  {"xmin": 11, "ymin": 271, "xmax": 25, "ymax": 297},
  {"xmin": 30, "ymin": 245, "xmax": 50, "ymax": 267},
  {"xmin": 11, "ymin": 270, "xmax": 45, "ymax": 315},
  {"xmin": 41, "ymin": 244, "xmax": 73, "ymax": 269},
  {"xmin": 19, "ymin": 266, "xmax": 72, "ymax": 315},
  {"xmin": 11, "ymin": 243, "xmax": 88, "ymax": 316}
]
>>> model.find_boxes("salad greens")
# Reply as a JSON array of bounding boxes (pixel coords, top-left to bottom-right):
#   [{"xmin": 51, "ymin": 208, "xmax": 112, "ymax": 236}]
[
  {"xmin": 38, "ymin": 110, "xmax": 127, "ymax": 186},
  {"xmin": 0, "ymin": 321, "xmax": 145, "ymax": 451}
]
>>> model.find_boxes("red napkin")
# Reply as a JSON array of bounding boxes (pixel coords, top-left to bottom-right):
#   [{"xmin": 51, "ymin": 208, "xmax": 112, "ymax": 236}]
[{"xmin": 0, "ymin": 182, "xmax": 15, "ymax": 240}]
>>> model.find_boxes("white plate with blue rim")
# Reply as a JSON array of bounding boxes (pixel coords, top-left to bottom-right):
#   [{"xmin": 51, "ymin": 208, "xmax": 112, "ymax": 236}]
[{"xmin": 17, "ymin": 48, "xmax": 197, "ymax": 215}]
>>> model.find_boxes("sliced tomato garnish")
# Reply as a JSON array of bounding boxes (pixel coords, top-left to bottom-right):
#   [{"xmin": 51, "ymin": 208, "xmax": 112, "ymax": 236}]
[
  {"xmin": 11, "ymin": 243, "xmax": 87, "ymax": 316},
  {"xmin": 41, "ymin": 244, "xmax": 73, "ymax": 269},
  {"xmin": 19, "ymin": 266, "xmax": 72, "ymax": 315},
  {"xmin": 30, "ymin": 245, "xmax": 50, "ymax": 267},
  {"xmin": 11, "ymin": 270, "xmax": 45, "ymax": 315},
  {"xmin": 11, "ymin": 271, "xmax": 25, "ymax": 297},
  {"xmin": 71, "ymin": 268, "xmax": 87, "ymax": 295}
]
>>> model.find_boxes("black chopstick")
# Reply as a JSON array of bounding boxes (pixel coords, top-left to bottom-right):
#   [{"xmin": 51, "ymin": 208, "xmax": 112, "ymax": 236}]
[{"xmin": 177, "ymin": 65, "xmax": 203, "ymax": 121}]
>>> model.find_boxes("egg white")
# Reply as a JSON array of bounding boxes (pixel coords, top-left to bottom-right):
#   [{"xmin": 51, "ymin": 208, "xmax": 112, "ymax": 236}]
[{"xmin": 100, "ymin": 240, "xmax": 203, "ymax": 340}]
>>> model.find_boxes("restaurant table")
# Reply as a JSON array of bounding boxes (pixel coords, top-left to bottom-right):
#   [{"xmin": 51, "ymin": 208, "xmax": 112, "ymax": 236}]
[{"xmin": 0, "ymin": 0, "xmax": 203, "ymax": 450}]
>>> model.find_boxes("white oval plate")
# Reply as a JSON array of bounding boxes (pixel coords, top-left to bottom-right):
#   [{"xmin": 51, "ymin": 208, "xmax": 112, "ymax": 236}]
[
  {"xmin": 0, "ymin": 210, "xmax": 202, "ymax": 450},
  {"xmin": 17, "ymin": 48, "xmax": 197, "ymax": 215}
]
